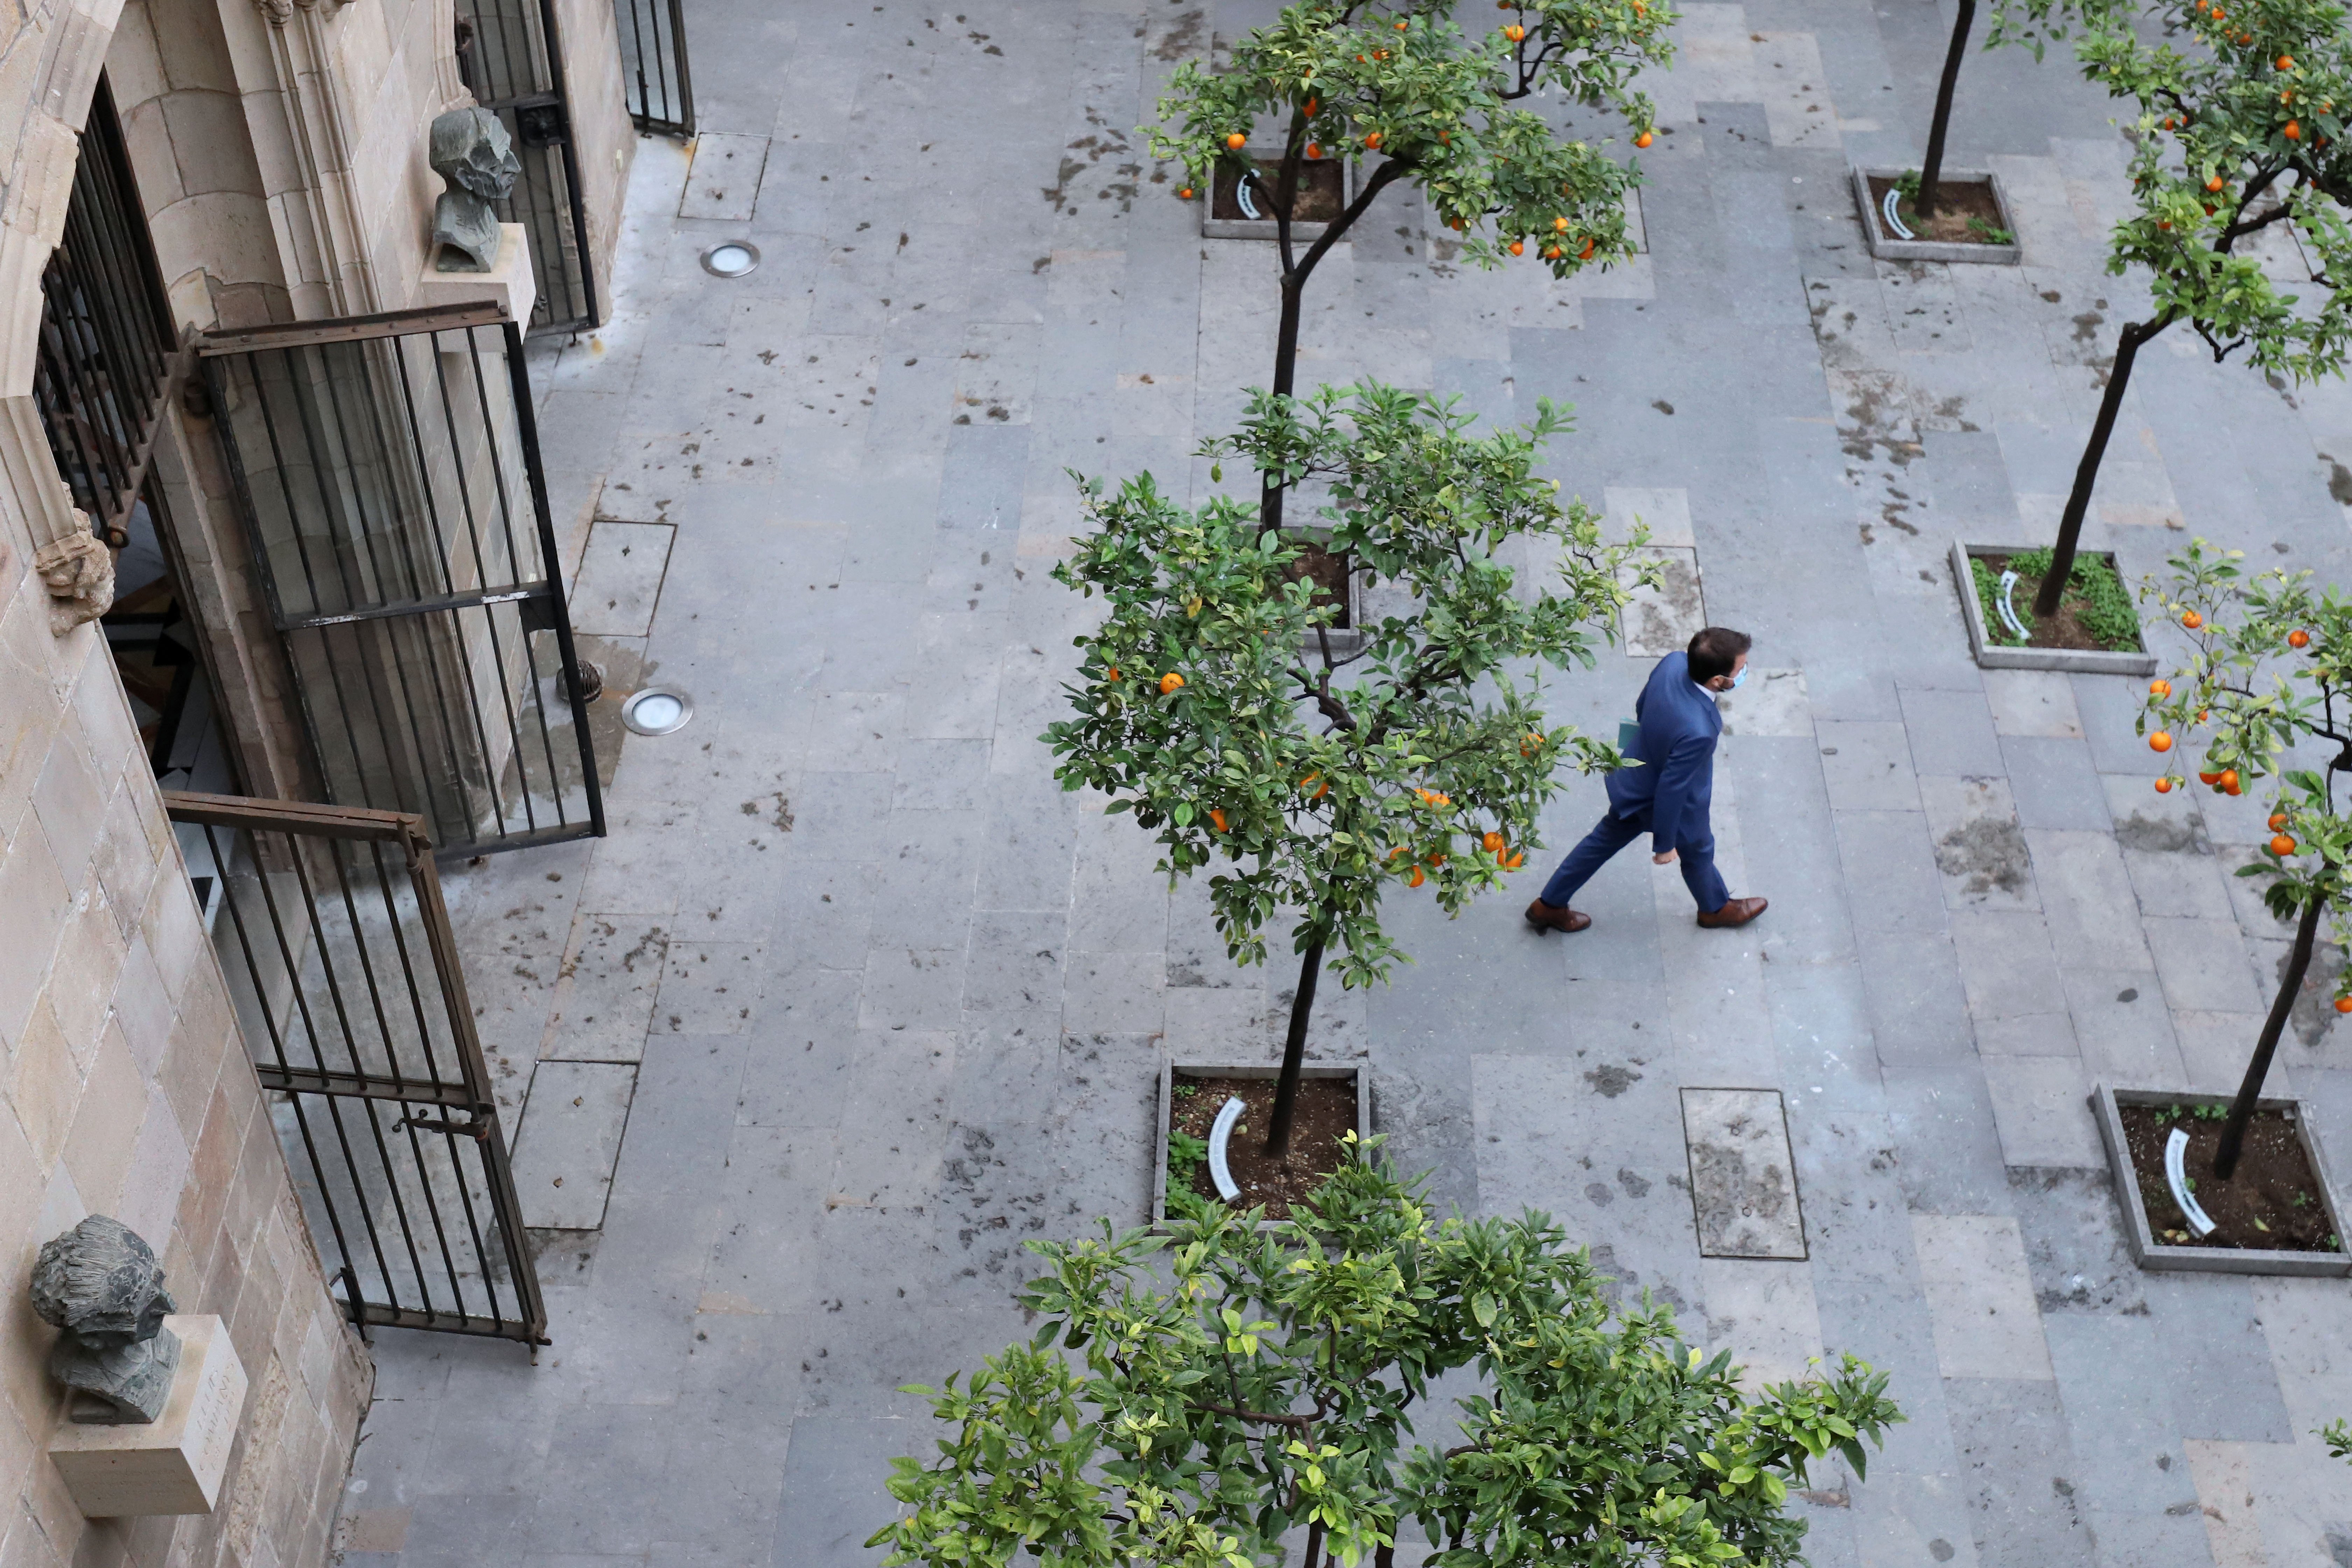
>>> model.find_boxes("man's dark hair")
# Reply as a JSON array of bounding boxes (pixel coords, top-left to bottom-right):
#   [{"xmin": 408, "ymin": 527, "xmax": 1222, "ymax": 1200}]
[{"xmin": 1687, "ymin": 626, "xmax": 1753, "ymax": 683}]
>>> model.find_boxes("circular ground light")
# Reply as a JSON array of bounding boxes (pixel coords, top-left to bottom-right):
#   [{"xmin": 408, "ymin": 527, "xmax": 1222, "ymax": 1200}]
[
  {"xmin": 701, "ymin": 241, "xmax": 760, "ymax": 278},
  {"xmin": 620, "ymin": 687, "xmax": 695, "ymax": 736}
]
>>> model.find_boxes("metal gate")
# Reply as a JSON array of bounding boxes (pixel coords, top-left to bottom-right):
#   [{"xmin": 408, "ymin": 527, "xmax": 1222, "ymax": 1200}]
[
  {"xmin": 34, "ymin": 72, "xmax": 188, "ymax": 545},
  {"xmin": 168, "ymin": 791, "xmax": 547, "ymax": 1344},
  {"xmin": 615, "ymin": 0, "xmax": 692, "ymax": 137},
  {"xmin": 199, "ymin": 301, "xmax": 605, "ymax": 859},
  {"xmin": 455, "ymin": 0, "xmax": 599, "ymax": 333}
]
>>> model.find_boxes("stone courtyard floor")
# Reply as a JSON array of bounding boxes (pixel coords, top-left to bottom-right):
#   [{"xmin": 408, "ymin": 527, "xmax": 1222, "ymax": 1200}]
[{"xmin": 332, "ymin": 0, "xmax": 2352, "ymax": 1564}]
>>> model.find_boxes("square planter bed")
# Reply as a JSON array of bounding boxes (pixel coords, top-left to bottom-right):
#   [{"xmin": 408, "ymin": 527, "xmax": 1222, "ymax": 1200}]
[
  {"xmin": 1287, "ymin": 527, "xmax": 1364, "ymax": 658},
  {"xmin": 2090, "ymin": 1084, "xmax": 2352, "ymax": 1276},
  {"xmin": 1950, "ymin": 539, "xmax": 2158, "ymax": 676},
  {"xmin": 1203, "ymin": 152, "xmax": 1356, "ymax": 242},
  {"xmin": 1852, "ymin": 166, "xmax": 2022, "ymax": 265},
  {"xmin": 1154, "ymin": 1060, "xmax": 1371, "ymax": 1228}
]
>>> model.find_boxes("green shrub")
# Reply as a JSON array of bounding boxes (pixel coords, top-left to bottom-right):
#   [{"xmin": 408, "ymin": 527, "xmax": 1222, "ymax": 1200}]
[{"xmin": 1972, "ymin": 548, "xmax": 2141, "ymax": 651}]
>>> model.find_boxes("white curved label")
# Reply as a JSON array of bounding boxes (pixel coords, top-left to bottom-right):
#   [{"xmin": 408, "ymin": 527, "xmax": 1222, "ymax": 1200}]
[
  {"xmin": 1206, "ymin": 1096, "xmax": 1246, "ymax": 1201},
  {"xmin": 2165, "ymin": 1126, "xmax": 2218, "ymax": 1238}
]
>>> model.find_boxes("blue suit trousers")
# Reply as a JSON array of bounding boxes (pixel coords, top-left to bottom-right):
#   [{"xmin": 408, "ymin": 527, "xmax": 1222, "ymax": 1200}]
[{"xmin": 1539, "ymin": 808, "xmax": 1729, "ymax": 914}]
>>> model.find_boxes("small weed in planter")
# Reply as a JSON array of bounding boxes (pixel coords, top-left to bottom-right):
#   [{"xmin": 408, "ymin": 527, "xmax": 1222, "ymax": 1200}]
[
  {"xmin": 1165, "ymin": 1128, "xmax": 1208, "ymax": 1184},
  {"xmin": 1971, "ymin": 548, "xmax": 2143, "ymax": 651}
]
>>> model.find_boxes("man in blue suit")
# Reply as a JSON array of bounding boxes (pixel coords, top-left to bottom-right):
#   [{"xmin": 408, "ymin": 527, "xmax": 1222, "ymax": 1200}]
[{"xmin": 1526, "ymin": 626, "xmax": 1769, "ymax": 933}]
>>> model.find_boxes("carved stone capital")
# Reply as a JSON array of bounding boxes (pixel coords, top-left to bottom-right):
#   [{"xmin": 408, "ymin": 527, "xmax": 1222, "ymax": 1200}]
[
  {"xmin": 253, "ymin": 0, "xmax": 293, "ymax": 24},
  {"xmin": 35, "ymin": 521, "xmax": 112, "ymax": 633}
]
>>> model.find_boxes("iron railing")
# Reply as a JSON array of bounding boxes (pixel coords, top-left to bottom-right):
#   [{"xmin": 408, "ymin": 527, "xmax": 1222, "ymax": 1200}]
[
  {"xmin": 168, "ymin": 791, "xmax": 547, "ymax": 1344},
  {"xmin": 455, "ymin": 0, "xmax": 599, "ymax": 333},
  {"xmin": 34, "ymin": 73, "xmax": 185, "ymax": 541},
  {"xmin": 616, "ymin": 0, "xmax": 693, "ymax": 137},
  {"xmin": 199, "ymin": 302, "xmax": 605, "ymax": 859}
]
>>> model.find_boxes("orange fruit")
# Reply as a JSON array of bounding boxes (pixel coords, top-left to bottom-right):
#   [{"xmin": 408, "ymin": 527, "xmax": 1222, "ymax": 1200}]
[
  {"xmin": 2273, "ymin": 834, "xmax": 2298, "ymax": 856},
  {"xmin": 1226, "ymin": 132, "xmax": 1247, "ymax": 151},
  {"xmin": 2271, "ymin": 812, "xmax": 2290, "ymax": 830},
  {"xmin": 2149, "ymin": 730, "xmax": 2174, "ymax": 752},
  {"xmin": 1304, "ymin": 98, "xmax": 1318, "ymax": 115},
  {"xmin": 2150, "ymin": 679, "xmax": 2172, "ymax": 696},
  {"xmin": 2183, "ymin": 610, "xmax": 2204, "ymax": 629},
  {"xmin": 1635, "ymin": 130, "xmax": 1654, "ymax": 148},
  {"xmin": 2155, "ymin": 777, "xmax": 2174, "ymax": 793},
  {"xmin": 1307, "ymin": 143, "xmax": 1322, "ymax": 159},
  {"xmin": 2199, "ymin": 709, "xmax": 2210, "ymax": 722},
  {"xmin": 1578, "ymin": 237, "xmax": 1595, "ymax": 258},
  {"xmin": 2221, "ymin": 769, "xmax": 2240, "ymax": 790},
  {"xmin": 1554, "ymin": 216, "xmax": 1570, "ymax": 231},
  {"xmin": 2206, "ymin": 175, "xmax": 2225, "ymax": 192},
  {"xmin": 2336, "ymin": 996, "xmax": 2352, "ymax": 1014},
  {"xmin": 2159, "ymin": 220, "xmax": 2174, "ymax": 230},
  {"xmin": 1408, "ymin": 865, "xmax": 1426, "ymax": 887},
  {"xmin": 1449, "ymin": 216, "xmax": 1466, "ymax": 231},
  {"xmin": 1505, "ymin": 851, "xmax": 1525, "ymax": 869},
  {"xmin": 1177, "ymin": 187, "xmax": 1194, "ymax": 200},
  {"xmin": 1416, "ymin": 787, "xmax": 1452, "ymax": 807},
  {"xmin": 1160, "ymin": 672, "xmax": 1185, "ymax": 693},
  {"xmin": 1209, "ymin": 807, "xmax": 1228, "ymax": 832},
  {"xmin": 1388, "ymin": 846, "xmax": 1408, "ymax": 861},
  {"xmin": 2291, "ymin": 629, "xmax": 2312, "ymax": 648},
  {"xmin": 2286, "ymin": 120, "xmax": 2303, "ymax": 140},
  {"xmin": 1107, "ymin": 666, "xmax": 1121, "ymax": 681},
  {"xmin": 1544, "ymin": 245, "xmax": 1561, "ymax": 258},
  {"xmin": 1303, "ymin": 773, "xmax": 1329, "ymax": 799},
  {"xmin": 1520, "ymin": 732, "xmax": 1544, "ymax": 755},
  {"xmin": 1505, "ymin": 22, "xmax": 1526, "ymax": 39},
  {"xmin": 2198, "ymin": 771, "xmax": 2222, "ymax": 785},
  {"xmin": 1427, "ymin": 852, "xmax": 1445, "ymax": 867},
  {"xmin": 1395, "ymin": 17, "xmax": 1409, "ymax": 29},
  {"xmin": 1482, "ymin": 831, "xmax": 1505, "ymax": 852},
  {"xmin": 2280, "ymin": 54, "xmax": 2297, "ymax": 69},
  {"xmin": 1508, "ymin": 239, "xmax": 1525, "ymax": 255},
  {"xmin": 1365, "ymin": 131, "xmax": 1384, "ymax": 149}
]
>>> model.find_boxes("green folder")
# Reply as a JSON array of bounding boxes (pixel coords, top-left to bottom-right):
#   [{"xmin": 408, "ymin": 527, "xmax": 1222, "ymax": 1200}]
[{"xmin": 1617, "ymin": 720, "xmax": 1641, "ymax": 766}]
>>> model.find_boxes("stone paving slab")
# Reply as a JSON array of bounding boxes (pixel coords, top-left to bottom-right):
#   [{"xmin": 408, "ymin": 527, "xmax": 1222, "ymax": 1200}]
[{"xmin": 339, "ymin": 0, "xmax": 2352, "ymax": 1564}]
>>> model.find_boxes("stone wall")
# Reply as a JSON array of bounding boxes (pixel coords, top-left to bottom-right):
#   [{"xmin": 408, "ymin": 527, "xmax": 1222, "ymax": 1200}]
[
  {"xmin": 554, "ymin": 0, "xmax": 635, "ymax": 323},
  {"xmin": 0, "ymin": 538, "xmax": 374, "ymax": 1568}
]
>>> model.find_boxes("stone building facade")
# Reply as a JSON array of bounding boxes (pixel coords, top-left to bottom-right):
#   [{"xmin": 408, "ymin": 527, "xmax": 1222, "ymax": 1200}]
[{"xmin": 0, "ymin": 0, "xmax": 635, "ymax": 1561}]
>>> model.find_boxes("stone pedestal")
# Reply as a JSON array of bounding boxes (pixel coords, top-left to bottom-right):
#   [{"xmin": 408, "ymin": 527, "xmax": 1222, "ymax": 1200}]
[
  {"xmin": 49, "ymin": 1316, "xmax": 247, "ymax": 1517},
  {"xmin": 415, "ymin": 222, "xmax": 537, "ymax": 326}
]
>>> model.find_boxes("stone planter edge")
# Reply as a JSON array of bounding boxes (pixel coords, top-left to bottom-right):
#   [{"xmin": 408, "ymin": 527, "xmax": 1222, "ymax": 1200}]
[
  {"xmin": 1153, "ymin": 1059, "xmax": 1373, "ymax": 1229},
  {"xmin": 1851, "ymin": 165, "xmax": 2023, "ymax": 266},
  {"xmin": 1949, "ymin": 538, "xmax": 2160, "ymax": 676},
  {"xmin": 2088, "ymin": 1082, "xmax": 2352, "ymax": 1277}
]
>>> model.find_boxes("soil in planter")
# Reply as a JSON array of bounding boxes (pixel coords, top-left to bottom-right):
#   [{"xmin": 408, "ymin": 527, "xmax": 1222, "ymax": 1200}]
[
  {"xmin": 1867, "ymin": 174, "xmax": 2012, "ymax": 245},
  {"xmin": 1286, "ymin": 541, "xmax": 1352, "ymax": 629},
  {"xmin": 1213, "ymin": 159, "xmax": 1346, "ymax": 224},
  {"xmin": 1970, "ymin": 549, "xmax": 2144, "ymax": 653},
  {"xmin": 2119, "ymin": 1104, "xmax": 2342, "ymax": 1252},
  {"xmin": 1168, "ymin": 1074, "xmax": 1356, "ymax": 1220}
]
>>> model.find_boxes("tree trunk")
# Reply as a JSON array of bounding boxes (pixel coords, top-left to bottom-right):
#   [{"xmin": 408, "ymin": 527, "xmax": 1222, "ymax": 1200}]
[
  {"xmin": 1264, "ymin": 921, "xmax": 1328, "ymax": 1160},
  {"xmin": 2035, "ymin": 318, "xmax": 2161, "ymax": 620},
  {"xmin": 1914, "ymin": 0, "xmax": 1977, "ymax": 219},
  {"xmin": 2215, "ymin": 888, "xmax": 2324, "ymax": 1180},
  {"xmin": 1261, "ymin": 274, "xmax": 1306, "ymax": 533}
]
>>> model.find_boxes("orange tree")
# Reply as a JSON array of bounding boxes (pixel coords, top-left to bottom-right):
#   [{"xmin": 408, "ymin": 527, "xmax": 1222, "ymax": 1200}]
[
  {"xmin": 1147, "ymin": 0, "xmax": 1672, "ymax": 530},
  {"xmin": 1044, "ymin": 382, "xmax": 1641, "ymax": 1159},
  {"xmin": 1994, "ymin": 0, "xmax": 2352, "ymax": 619},
  {"xmin": 2138, "ymin": 539, "xmax": 2352, "ymax": 1179},
  {"xmin": 868, "ymin": 1157, "xmax": 1901, "ymax": 1568}
]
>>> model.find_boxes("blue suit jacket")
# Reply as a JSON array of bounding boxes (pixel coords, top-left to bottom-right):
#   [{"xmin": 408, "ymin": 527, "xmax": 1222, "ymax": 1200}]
[{"xmin": 1604, "ymin": 651, "xmax": 1722, "ymax": 854}]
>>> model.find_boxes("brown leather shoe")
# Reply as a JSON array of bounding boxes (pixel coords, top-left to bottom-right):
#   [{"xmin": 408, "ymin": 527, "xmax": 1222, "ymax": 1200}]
[
  {"xmin": 1696, "ymin": 896, "xmax": 1768, "ymax": 929},
  {"xmin": 1525, "ymin": 899, "xmax": 1592, "ymax": 934}
]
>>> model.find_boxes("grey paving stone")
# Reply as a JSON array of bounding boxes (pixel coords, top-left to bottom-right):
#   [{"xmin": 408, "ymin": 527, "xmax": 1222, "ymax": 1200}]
[
  {"xmin": 1898, "ymin": 686, "xmax": 2004, "ymax": 778},
  {"xmin": 2144, "ymin": 1275, "xmax": 2296, "ymax": 1444},
  {"xmin": 1879, "ymin": 1060, "xmax": 2013, "ymax": 1215},
  {"xmin": 2058, "ymin": 968, "xmax": 2190, "ymax": 1089},
  {"xmin": 1818, "ymin": 721, "xmax": 1925, "ymax": 812},
  {"xmin": 1856, "ymin": 931, "xmax": 1975, "ymax": 1068},
  {"xmin": 1948, "ymin": 909, "xmax": 2067, "ymax": 1021},
  {"xmin": 511, "ymin": 1061, "xmax": 638, "ymax": 1228},
  {"xmin": 2142, "ymin": 918, "xmax": 2264, "ymax": 1015},
  {"xmin": 1942, "ymin": 1378, "xmax": 2097, "ymax": 1568},
  {"xmin": 1982, "ymin": 1056, "xmax": 2103, "ymax": 1170},
  {"xmin": 771, "ymin": 1415, "xmax": 929, "ymax": 1568},
  {"xmin": 2032, "ymin": 831, "xmax": 2156, "ymax": 972},
  {"xmin": 1918, "ymin": 775, "xmax": 2040, "ymax": 913},
  {"xmin": 1833, "ymin": 810, "xmax": 1949, "ymax": 937},
  {"xmin": 2001, "ymin": 736, "xmax": 2114, "ymax": 832}
]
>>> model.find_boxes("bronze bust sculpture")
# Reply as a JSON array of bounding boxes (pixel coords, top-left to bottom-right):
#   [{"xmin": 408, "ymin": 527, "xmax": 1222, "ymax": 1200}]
[{"xmin": 30, "ymin": 1217, "xmax": 182, "ymax": 1424}]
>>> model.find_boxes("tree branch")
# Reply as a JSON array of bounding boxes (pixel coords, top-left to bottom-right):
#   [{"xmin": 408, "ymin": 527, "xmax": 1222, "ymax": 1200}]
[{"xmin": 1191, "ymin": 1399, "xmax": 1315, "ymax": 1427}]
